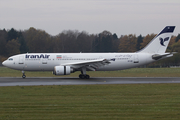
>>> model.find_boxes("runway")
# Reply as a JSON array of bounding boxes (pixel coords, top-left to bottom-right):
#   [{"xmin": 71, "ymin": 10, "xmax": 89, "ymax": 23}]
[{"xmin": 0, "ymin": 77, "xmax": 180, "ymax": 86}]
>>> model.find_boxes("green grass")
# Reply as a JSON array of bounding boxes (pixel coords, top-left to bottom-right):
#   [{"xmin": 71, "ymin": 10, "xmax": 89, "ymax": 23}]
[
  {"xmin": 0, "ymin": 84, "xmax": 180, "ymax": 119},
  {"xmin": 1, "ymin": 67, "xmax": 180, "ymax": 119},
  {"xmin": 0, "ymin": 67, "xmax": 180, "ymax": 77}
]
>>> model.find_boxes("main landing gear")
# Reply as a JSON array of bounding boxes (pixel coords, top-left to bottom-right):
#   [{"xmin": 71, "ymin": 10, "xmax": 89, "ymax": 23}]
[
  {"xmin": 79, "ymin": 67, "xmax": 90, "ymax": 79},
  {"xmin": 22, "ymin": 71, "xmax": 26, "ymax": 79},
  {"xmin": 79, "ymin": 74, "xmax": 90, "ymax": 79}
]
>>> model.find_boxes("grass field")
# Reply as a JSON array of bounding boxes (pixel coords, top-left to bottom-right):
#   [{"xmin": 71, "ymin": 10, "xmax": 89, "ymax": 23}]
[
  {"xmin": 0, "ymin": 67, "xmax": 180, "ymax": 77},
  {"xmin": 0, "ymin": 84, "xmax": 180, "ymax": 120},
  {"xmin": 1, "ymin": 67, "xmax": 180, "ymax": 119}
]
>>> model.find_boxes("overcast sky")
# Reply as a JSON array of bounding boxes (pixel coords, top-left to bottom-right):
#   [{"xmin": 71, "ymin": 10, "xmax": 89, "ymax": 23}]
[{"xmin": 0, "ymin": 0, "xmax": 180, "ymax": 36}]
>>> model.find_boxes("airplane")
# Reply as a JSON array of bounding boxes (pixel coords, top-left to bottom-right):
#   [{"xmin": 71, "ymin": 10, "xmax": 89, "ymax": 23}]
[{"xmin": 2, "ymin": 26, "xmax": 176, "ymax": 79}]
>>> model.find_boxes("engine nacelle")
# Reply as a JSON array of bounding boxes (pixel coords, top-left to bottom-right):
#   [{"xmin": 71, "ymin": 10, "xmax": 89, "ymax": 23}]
[{"xmin": 53, "ymin": 66, "xmax": 72, "ymax": 75}]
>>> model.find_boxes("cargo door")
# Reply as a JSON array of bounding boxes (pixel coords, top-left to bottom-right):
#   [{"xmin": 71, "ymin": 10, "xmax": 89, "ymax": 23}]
[{"xmin": 134, "ymin": 54, "xmax": 139, "ymax": 63}]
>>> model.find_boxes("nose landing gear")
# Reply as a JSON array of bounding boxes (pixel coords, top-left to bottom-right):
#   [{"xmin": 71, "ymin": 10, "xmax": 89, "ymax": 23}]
[{"xmin": 22, "ymin": 71, "xmax": 26, "ymax": 79}]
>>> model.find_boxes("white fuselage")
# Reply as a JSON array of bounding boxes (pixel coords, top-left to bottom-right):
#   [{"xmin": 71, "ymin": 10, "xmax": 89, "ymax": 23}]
[{"xmin": 3, "ymin": 53, "xmax": 154, "ymax": 71}]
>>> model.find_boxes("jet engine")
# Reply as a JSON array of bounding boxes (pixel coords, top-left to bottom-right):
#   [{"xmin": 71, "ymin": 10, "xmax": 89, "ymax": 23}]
[{"xmin": 53, "ymin": 66, "xmax": 73, "ymax": 75}]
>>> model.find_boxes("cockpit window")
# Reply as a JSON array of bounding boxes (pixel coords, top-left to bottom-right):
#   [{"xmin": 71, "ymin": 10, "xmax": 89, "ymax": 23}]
[{"xmin": 8, "ymin": 58, "xmax": 13, "ymax": 61}]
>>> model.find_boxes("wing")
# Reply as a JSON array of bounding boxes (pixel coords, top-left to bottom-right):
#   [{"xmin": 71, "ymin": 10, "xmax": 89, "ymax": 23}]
[{"xmin": 61, "ymin": 59, "xmax": 113, "ymax": 71}]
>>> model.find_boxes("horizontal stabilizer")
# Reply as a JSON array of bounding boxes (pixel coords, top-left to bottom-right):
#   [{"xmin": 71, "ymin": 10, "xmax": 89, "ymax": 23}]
[{"xmin": 152, "ymin": 52, "xmax": 177, "ymax": 60}]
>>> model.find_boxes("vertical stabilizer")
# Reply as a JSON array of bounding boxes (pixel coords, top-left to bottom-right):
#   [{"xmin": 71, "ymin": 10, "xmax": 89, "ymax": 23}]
[{"xmin": 138, "ymin": 26, "xmax": 175, "ymax": 53}]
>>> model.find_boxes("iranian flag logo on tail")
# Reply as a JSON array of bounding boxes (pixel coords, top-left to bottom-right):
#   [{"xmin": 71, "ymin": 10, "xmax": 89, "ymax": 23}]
[{"xmin": 56, "ymin": 55, "xmax": 62, "ymax": 58}]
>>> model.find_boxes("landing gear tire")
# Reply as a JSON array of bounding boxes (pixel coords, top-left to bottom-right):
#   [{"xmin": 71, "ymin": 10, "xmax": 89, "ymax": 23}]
[
  {"xmin": 85, "ymin": 75, "xmax": 90, "ymax": 79},
  {"xmin": 22, "ymin": 75, "xmax": 26, "ymax": 79},
  {"xmin": 79, "ymin": 74, "xmax": 83, "ymax": 79},
  {"xmin": 79, "ymin": 74, "xmax": 90, "ymax": 79}
]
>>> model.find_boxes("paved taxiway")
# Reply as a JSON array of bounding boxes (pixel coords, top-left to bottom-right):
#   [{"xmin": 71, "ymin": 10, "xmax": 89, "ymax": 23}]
[{"xmin": 0, "ymin": 77, "xmax": 180, "ymax": 86}]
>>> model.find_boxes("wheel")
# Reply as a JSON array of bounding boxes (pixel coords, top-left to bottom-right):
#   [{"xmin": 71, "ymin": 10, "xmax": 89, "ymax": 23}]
[
  {"xmin": 22, "ymin": 75, "xmax": 26, "ymax": 79},
  {"xmin": 81, "ymin": 75, "xmax": 85, "ymax": 79},
  {"xmin": 79, "ymin": 74, "xmax": 90, "ymax": 79},
  {"xmin": 79, "ymin": 74, "xmax": 82, "ymax": 79},
  {"xmin": 85, "ymin": 75, "xmax": 90, "ymax": 79},
  {"xmin": 79, "ymin": 74, "xmax": 85, "ymax": 79}
]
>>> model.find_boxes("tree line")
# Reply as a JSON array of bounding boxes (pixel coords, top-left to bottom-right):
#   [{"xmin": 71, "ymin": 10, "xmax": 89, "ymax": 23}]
[{"xmin": 0, "ymin": 27, "xmax": 180, "ymax": 67}]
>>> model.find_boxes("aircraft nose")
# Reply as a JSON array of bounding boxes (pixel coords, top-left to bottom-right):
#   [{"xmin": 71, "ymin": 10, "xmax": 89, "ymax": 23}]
[{"xmin": 2, "ymin": 61, "xmax": 7, "ymax": 66}]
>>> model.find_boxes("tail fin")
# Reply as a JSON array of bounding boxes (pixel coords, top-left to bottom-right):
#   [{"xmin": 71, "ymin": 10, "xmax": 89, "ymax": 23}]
[{"xmin": 138, "ymin": 26, "xmax": 175, "ymax": 53}]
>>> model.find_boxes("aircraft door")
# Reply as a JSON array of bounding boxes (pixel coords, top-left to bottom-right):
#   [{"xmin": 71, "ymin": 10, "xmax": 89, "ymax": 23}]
[
  {"xmin": 19, "ymin": 56, "xmax": 24, "ymax": 64},
  {"xmin": 134, "ymin": 54, "xmax": 139, "ymax": 63}
]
